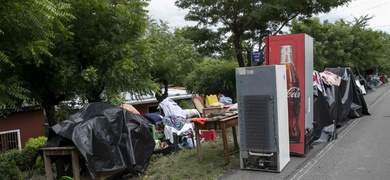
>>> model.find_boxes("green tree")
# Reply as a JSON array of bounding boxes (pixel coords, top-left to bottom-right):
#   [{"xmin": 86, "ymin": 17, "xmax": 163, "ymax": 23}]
[
  {"xmin": 378, "ymin": 32, "xmax": 390, "ymax": 75},
  {"xmin": 349, "ymin": 16, "xmax": 388, "ymax": 72},
  {"xmin": 65, "ymin": 0, "xmax": 156, "ymax": 104},
  {"xmin": 290, "ymin": 17, "xmax": 389, "ymax": 72},
  {"xmin": 177, "ymin": 26, "xmax": 225, "ymax": 58},
  {"xmin": 185, "ymin": 58, "xmax": 237, "ymax": 101},
  {"xmin": 0, "ymin": 0, "xmax": 73, "ymax": 117},
  {"xmin": 175, "ymin": 0, "xmax": 351, "ymax": 67},
  {"xmin": 147, "ymin": 21, "xmax": 202, "ymax": 102},
  {"xmin": 1, "ymin": 0, "xmax": 158, "ymax": 126}
]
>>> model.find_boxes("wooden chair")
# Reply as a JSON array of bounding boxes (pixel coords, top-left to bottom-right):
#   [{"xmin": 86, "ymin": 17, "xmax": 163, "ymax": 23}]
[{"xmin": 191, "ymin": 95, "xmax": 205, "ymax": 116}]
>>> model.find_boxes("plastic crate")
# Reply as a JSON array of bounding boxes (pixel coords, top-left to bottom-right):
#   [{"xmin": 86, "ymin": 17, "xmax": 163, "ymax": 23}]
[{"xmin": 200, "ymin": 130, "xmax": 216, "ymax": 141}]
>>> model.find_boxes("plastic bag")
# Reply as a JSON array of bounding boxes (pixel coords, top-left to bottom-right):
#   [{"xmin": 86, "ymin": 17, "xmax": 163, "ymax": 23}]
[{"xmin": 219, "ymin": 96, "xmax": 233, "ymax": 105}]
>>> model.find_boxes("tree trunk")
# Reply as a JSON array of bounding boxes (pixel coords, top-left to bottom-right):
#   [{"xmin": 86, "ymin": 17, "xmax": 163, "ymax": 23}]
[
  {"xmin": 233, "ymin": 33, "xmax": 245, "ymax": 67},
  {"xmin": 40, "ymin": 91, "xmax": 69, "ymax": 179},
  {"xmin": 86, "ymin": 83, "xmax": 104, "ymax": 103},
  {"xmin": 43, "ymin": 104, "xmax": 56, "ymax": 127},
  {"xmin": 86, "ymin": 92, "xmax": 102, "ymax": 102},
  {"xmin": 246, "ymin": 49, "xmax": 252, "ymax": 67},
  {"xmin": 155, "ymin": 80, "xmax": 169, "ymax": 103},
  {"xmin": 41, "ymin": 90, "xmax": 65, "ymax": 126}
]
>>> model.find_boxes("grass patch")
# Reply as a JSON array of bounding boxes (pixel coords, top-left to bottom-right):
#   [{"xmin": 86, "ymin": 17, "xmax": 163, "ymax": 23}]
[
  {"xmin": 23, "ymin": 131, "xmax": 240, "ymax": 180},
  {"xmin": 136, "ymin": 130, "xmax": 240, "ymax": 180}
]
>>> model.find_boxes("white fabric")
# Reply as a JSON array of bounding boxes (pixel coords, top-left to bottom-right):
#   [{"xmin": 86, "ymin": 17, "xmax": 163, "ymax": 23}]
[
  {"xmin": 164, "ymin": 123, "xmax": 194, "ymax": 144},
  {"xmin": 183, "ymin": 109, "xmax": 201, "ymax": 118},
  {"xmin": 355, "ymin": 80, "xmax": 367, "ymax": 95},
  {"xmin": 227, "ymin": 103, "xmax": 238, "ymax": 111},
  {"xmin": 159, "ymin": 98, "xmax": 187, "ymax": 118}
]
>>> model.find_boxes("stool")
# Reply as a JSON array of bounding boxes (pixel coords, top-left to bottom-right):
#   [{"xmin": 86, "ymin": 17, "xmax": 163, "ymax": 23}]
[{"xmin": 40, "ymin": 146, "xmax": 80, "ymax": 180}]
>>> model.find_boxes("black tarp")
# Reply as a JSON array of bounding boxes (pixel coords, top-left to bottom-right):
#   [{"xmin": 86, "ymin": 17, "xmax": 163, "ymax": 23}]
[
  {"xmin": 313, "ymin": 86, "xmax": 334, "ymax": 141},
  {"xmin": 325, "ymin": 67, "xmax": 370, "ymax": 126},
  {"xmin": 42, "ymin": 102, "xmax": 155, "ymax": 178},
  {"xmin": 313, "ymin": 67, "xmax": 370, "ymax": 142}
]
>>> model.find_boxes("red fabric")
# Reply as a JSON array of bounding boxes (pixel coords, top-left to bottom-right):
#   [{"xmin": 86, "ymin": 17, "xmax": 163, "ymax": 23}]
[
  {"xmin": 191, "ymin": 118, "xmax": 208, "ymax": 125},
  {"xmin": 380, "ymin": 76, "xmax": 385, "ymax": 83}
]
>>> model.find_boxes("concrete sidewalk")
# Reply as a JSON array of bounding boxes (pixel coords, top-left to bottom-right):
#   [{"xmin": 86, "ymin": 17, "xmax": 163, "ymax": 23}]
[{"xmin": 220, "ymin": 83, "xmax": 390, "ymax": 180}]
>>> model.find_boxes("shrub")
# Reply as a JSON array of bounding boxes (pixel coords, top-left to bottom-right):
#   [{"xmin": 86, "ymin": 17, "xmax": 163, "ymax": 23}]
[
  {"xmin": 185, "ymin": 58, "xmax": 238, "ymax": 101},
  {"xmin": 4, "ymin": 149, "xmax": 25, "ymax": 170},
  {"xmin": 179, "ymin": 100, "xmax": 194, "ymax": 109},
  {"xmin": 23, "ymin": 136, "xmax": 48, "ymax": 176},
  {"xmin": 25, "ymin": 136, "xmax": 48, "ymax": 149},
  {"xmin": 0, "ymin": 152, "xmax": 22, "ymax": 180}
]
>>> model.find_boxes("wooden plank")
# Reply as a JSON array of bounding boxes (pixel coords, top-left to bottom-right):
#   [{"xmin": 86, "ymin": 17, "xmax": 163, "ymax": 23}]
[
  {"xmin": 195, "ymin": 123, "xmax": 203, "ymax": 162},
  {"xmin": 220, "ymin": 121, "xmax": 230, "ymax": 164},
  {"xmin": 43, "ymin": 153, "xmax": 53, "ymax": 180},
  {"xmin": 71, "ymin": 149, "xmax": 80, "ymax": 180}
]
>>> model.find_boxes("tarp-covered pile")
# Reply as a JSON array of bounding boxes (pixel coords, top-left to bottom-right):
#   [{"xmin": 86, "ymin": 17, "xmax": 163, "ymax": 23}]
[
  {"xmin": 42, "ymin": 102, "xmax": 155, "ymax": 178},
  {"xmin": 313, "ymin": 67, "xmax": 370, "ymax": 143}
]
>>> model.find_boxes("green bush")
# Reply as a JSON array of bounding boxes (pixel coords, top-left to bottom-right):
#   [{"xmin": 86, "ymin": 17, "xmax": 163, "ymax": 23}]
[
  {"xmin": 185, "ymin": 58, "xmax": 238, "ymax": 102},
  {"xmin": 0, "ymin": 153, "xmax": 22, "ymax": 180},
  {"xmin": 25, "ymin": 136, "xmax": 48, "ymax": 150},
  {"xmin": 179, "ymin": 100, "xmax": 194, "ymax": 109},
  {"xmin": 35, "ymin": 155, "xmax": 45, "ymax": 174},
  {"xmin": 1, "ymin": 136, "xmax": 49, "ymax": 178},
  {"xmin": 5, "ymin": 149, "xmax": 25, "ymax": 170},
  {"xmin": 23, "ymin": 136, "xmax": 48, "ymax": 176},
  {"xmin": 4, "ymin": 147, "xmax": 41, "ymax": 178}
]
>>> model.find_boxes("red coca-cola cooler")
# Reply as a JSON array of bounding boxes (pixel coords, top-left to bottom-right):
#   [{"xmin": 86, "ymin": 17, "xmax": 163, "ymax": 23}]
[{"xmin": 265, "ymin": 33, "xmax": 314, "ymax": 156}]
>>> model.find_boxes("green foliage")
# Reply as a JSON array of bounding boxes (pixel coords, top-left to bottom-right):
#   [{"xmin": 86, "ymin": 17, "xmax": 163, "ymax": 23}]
[
  {"xmin": 0, "ymin": 0, "xmax": 159, "ymax": 126},
  {"xmin": 54, "ymin": 105, "xmax": 77, "ymax": 123},
  {"xmin": 0, "ymin": 76, "xmax": 29, "ymax": 114},
  {"xmin": 21, "ymin": 147, "xmax": 38, "ymax": 171},
  {"xmin": 0, "ymin": 151, "xmax": 23, "ymax": 180},
  {"xmin": 177, "ymin": 26, "xmax": 226, "ymax": 58},
  {"xmin": 140, "ymin": 133, "xmax": 240, "ymax": 180},
  {"xmin": 34, "ymin": 155, "xmax": 45, "ymax": 175},
  {"xmin": 3, "ymin": 149, "xmax": 24, "ymax": 170},
  {"xmin": 185, "ymin": 58, "xmax": 238, "ymax": 101},
  {"xmin": 4, "ymin": 137, "xmax": 48, "ymax": 178},
  {"xmin": 64, "ymin": 0, "xmax": 157, "ymax": 103},
  {"xmin": 0, "ymin": 0, "xmax": 75, "ymax": 125},
  {"xmin": 378, "ymin": 32, "xmax": 390, "ymax": 74},
  {"xmin": 25, "ymin": 136, "xmax": 48, "ymax": 150},
  {"xmin": 4, "ymin": 148, "xmax": 42, "ymax": 178},
  {"xmin": 179, "ymin": 100, "xmax": 194, "ymax": 109},
  {"xmin": 175, "ymin": 0, "xmax": 351, "ymax": 67},
  {"xmin": 146, "ymin": 20, "xmax": 202, "ymax": 101},
  {"xmin": 290, "ymin": 17, "xmax": 390, "ymax": 72}
]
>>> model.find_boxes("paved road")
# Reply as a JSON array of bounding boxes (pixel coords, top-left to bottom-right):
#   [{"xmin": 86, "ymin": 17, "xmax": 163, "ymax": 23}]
[{"xmin": 222, "ymin": 83, "xmax": 390, "ymax": 180}]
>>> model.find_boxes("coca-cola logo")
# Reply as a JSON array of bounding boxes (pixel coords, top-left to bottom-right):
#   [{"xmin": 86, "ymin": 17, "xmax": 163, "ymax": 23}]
[{"xmin": 288, "ymin": 87, "xmax": 300, "ymax": 98}]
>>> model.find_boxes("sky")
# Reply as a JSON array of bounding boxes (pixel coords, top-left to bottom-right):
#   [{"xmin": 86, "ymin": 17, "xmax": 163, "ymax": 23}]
[{"xmin": 145, "ymin": 0, "xmax": 390, "ymax": 33}]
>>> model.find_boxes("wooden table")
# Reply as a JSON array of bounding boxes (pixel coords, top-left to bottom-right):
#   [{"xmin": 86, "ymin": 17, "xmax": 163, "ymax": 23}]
[
  {"xmin": 193, "ymin": 114, "xmax": 238, "ymax": 164},
  {"xmin": 41, "ymin": 146, "xmax": 80, "ymax": 180}
]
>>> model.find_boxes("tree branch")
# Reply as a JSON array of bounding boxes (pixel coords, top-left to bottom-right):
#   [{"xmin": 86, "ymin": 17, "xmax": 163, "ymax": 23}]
[{"xmin": 272, "ymin": 13, "xmax": 300, "ymax": 36}]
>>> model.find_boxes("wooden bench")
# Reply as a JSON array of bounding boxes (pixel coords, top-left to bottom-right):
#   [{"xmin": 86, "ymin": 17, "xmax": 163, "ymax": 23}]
[{"xmin": 41, "ymin": 146, "xmax": 80, "ymax": 180}]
